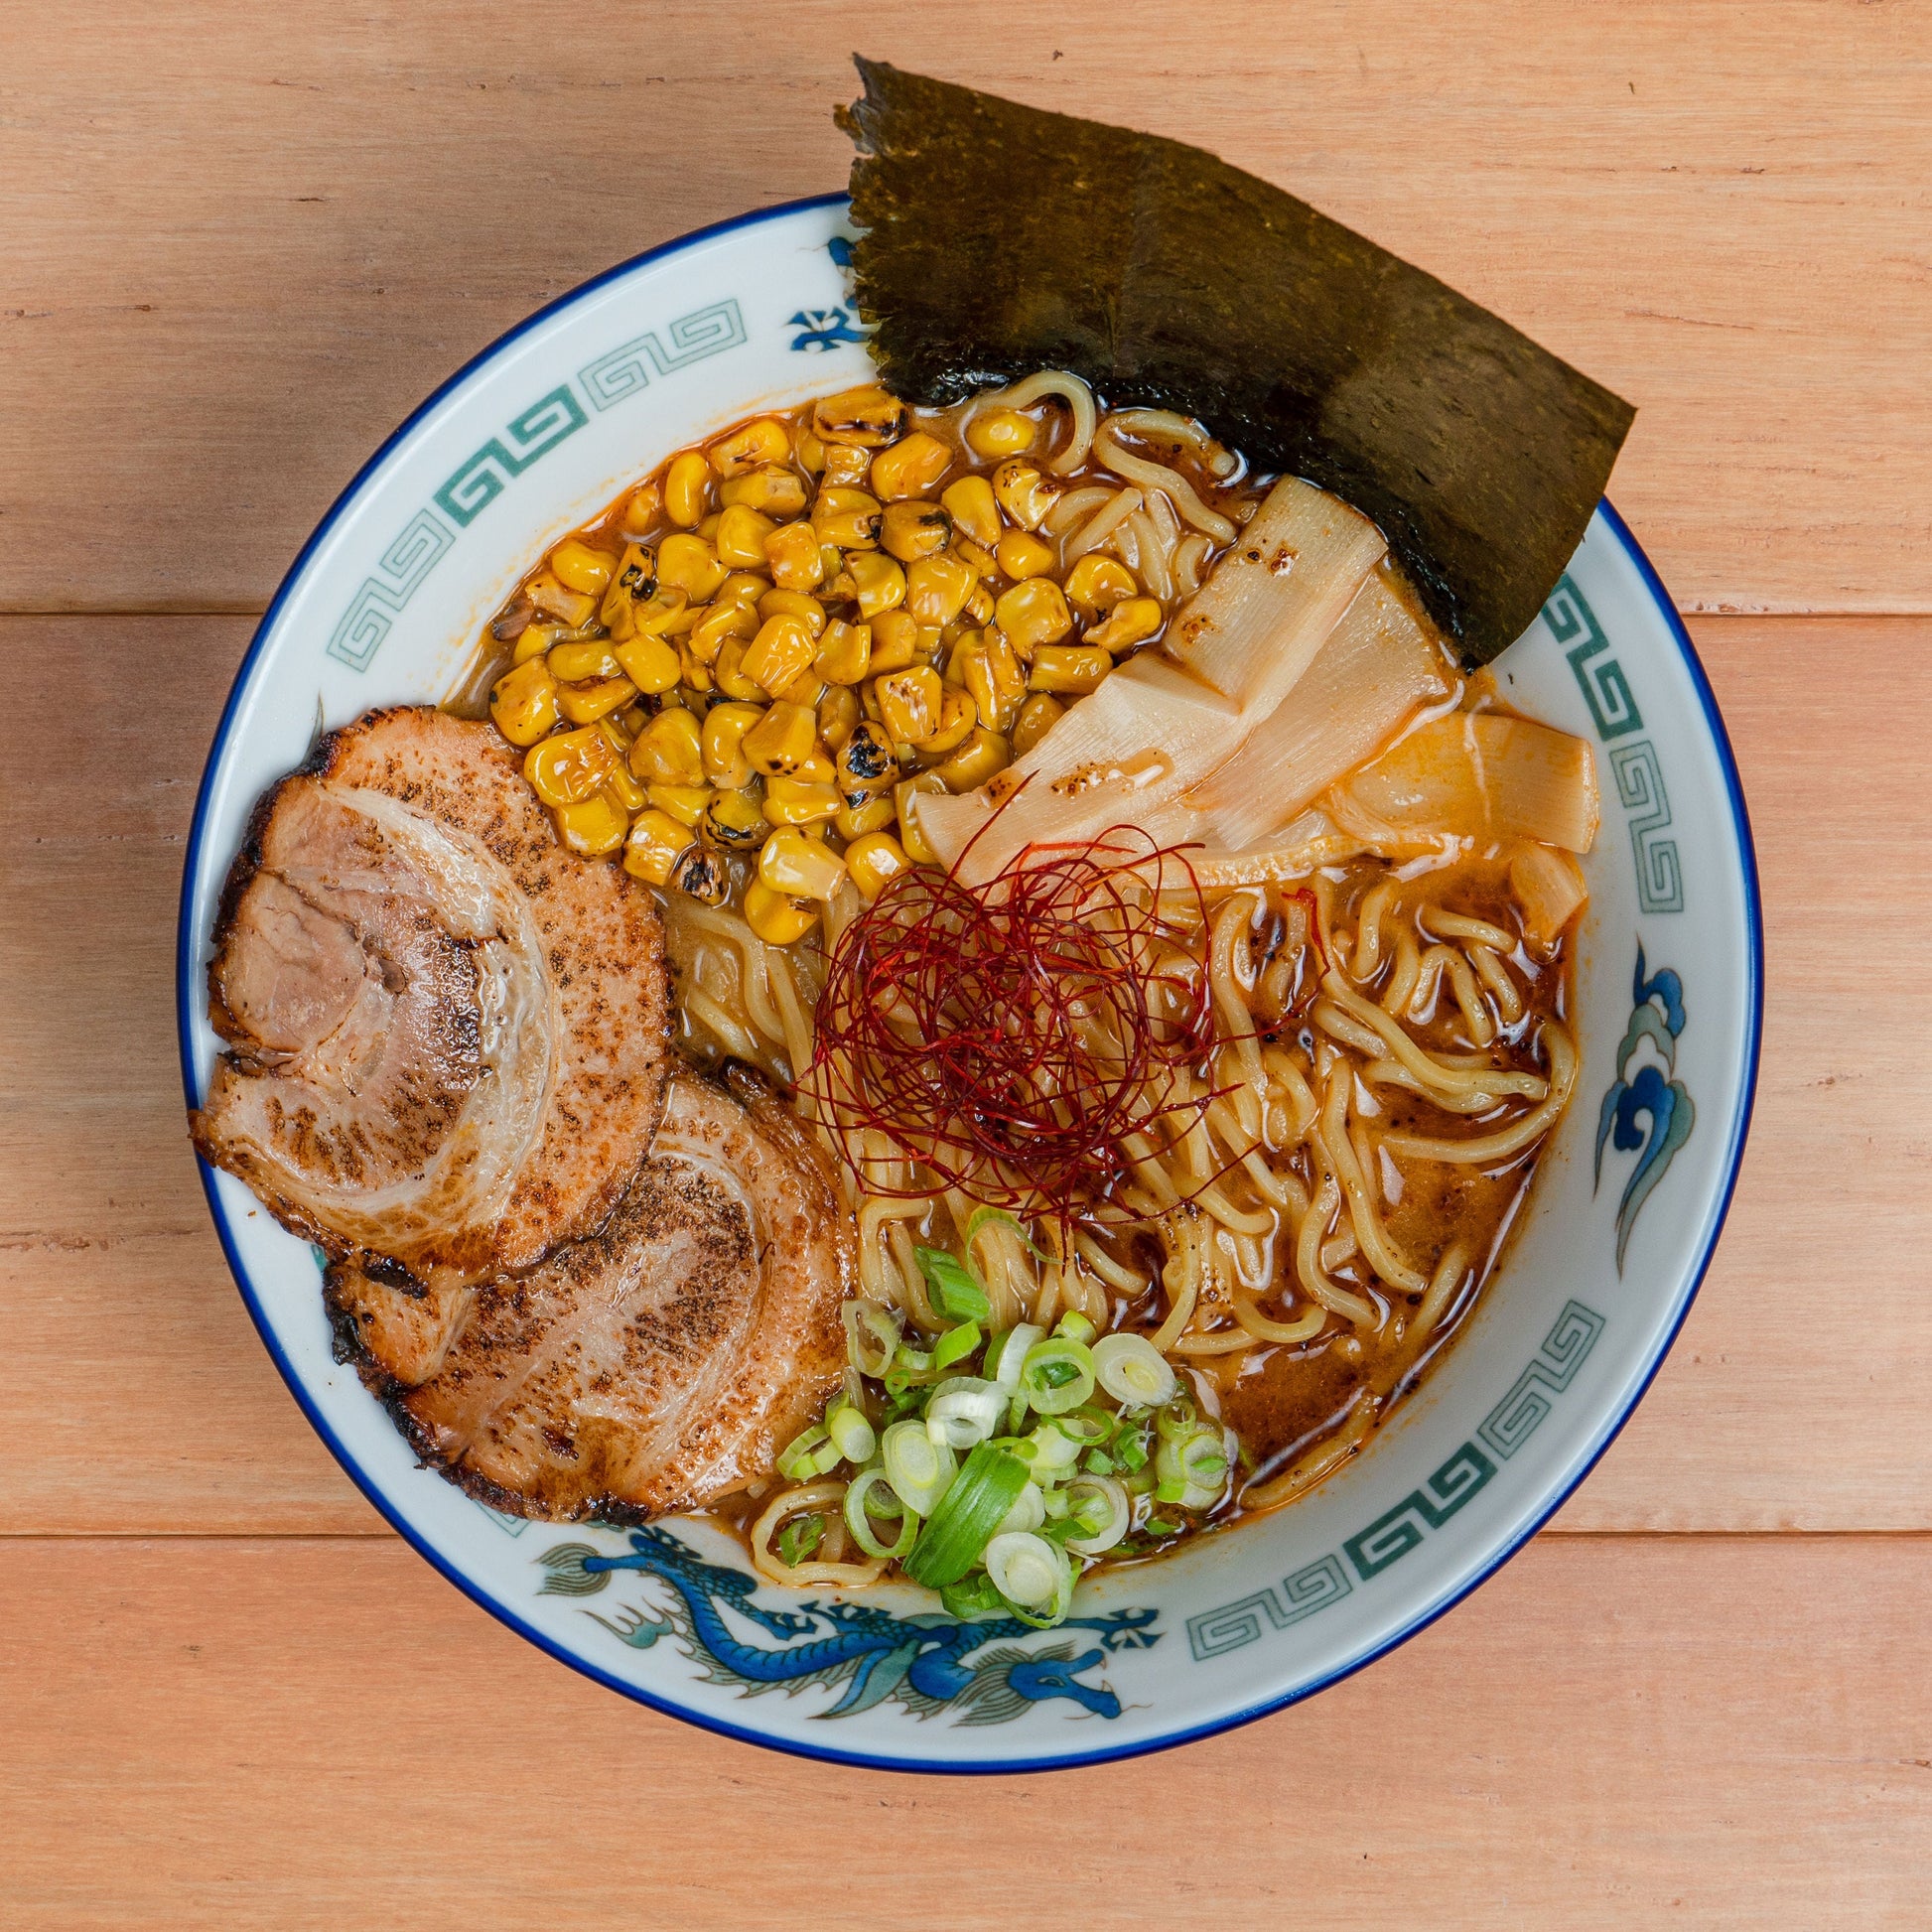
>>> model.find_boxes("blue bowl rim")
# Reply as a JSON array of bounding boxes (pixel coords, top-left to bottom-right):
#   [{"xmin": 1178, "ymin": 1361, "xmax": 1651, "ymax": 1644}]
[{"xmin": 175, "ymin": 191, "xmax": 1765, "ymax": 1776}]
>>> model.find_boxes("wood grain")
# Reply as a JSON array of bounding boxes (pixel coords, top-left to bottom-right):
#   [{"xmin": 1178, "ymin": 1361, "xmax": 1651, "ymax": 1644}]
[
  {"xmin": 3, "ymin": 1, "xmax": 1930, "ymax": 617},
  {"xmin": 1, "ymin": 611, "xmax": 1926, "ymax": 1534},
  {"xmin": 2, "ymin": 1534, "xmax": 1927, "ymax": 1928}
]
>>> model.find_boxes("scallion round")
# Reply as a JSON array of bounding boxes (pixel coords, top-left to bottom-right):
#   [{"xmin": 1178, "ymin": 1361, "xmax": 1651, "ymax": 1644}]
[
  {"xmin": 882, "ymin": 1419, "xmax": 958, "ymax": 1517},
  {"xmin": 993, "ymin": 1480, "xmax": 1045, "ymax": 1537},
  {"xmin": 826, "ymin": 1399, "xmax": 877, "ymax": 1466},
  {"xmin": 1063, "ymin": 1473, "xmax": 1131, "ymax": 1555},
  {"xmin": 776, "ymin": 1423, "xmax": 829, "ymax": 1481},
  {"xmin": 985, "ymin": 1530, "xmax": 1073, "ymax": 1621},
  {"xmin": 1092, "ymin": 1332, "xmax": 1177, "ymax": 1409},
  {"xmin": 1020, "ymin": 1336, "xmax": 1096, "ymax": 1416},
  {"xmin": 983, "ymin": 1321, "xmax": 1044, "ymax": 1391},
  {"xmin": 843, "ymin": 1466, "xmax": 919, "ymax": 1560},
  {"xmin": 924, "ymin": 1377, "xmax": 1007, "ymax": 1449},
  {"xmin": 842, "ymin": 1300, "xmax": 901, "ymax": 1378}
]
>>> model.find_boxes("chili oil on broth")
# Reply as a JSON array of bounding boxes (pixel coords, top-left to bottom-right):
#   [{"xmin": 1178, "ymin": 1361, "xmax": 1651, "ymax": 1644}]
[{"xmin": 451, "ymin": 375, "xmax": 1585, "ymax": 1597}]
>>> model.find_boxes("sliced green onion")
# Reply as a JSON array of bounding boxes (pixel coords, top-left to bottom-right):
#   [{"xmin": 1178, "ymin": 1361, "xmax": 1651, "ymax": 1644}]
[
  {"xmin": 776, "ymin": 1424, "xmax": 829, "ymax": 1481},
  {"xmin": 962, "ymin": 1204, "xmax": 1050, "ymax": 1263},
  {"xmin": 1156, "ymin": 1392, "xmax": 1200, "ymax": 1442},
  {"xmin": 984, "ymin": 1531, "xmax": 1073, "ymax": 1621},
  {"xmin": 1053, "ymin": 1310, "xmax": 1097, "ymax": 1344},
  {"xmin": 826, "ymin": 1399, "xmax": 877, "ymax": 1466},
  {"xmin": 842, "ymin": 1299, "xmax": 901, "ymax": 1377},
  {"xmin": 993, "ymin": 1480, "xmax": 1045, "ymax": 1536},
  {"xmin": 902, "ymin": 1444, "xmax": 1032, "ymax": 1587},
  {"xmin": 1020, "ymin": 1337, "xmax": 1096, "ymax": 1416},
  {"xmin": 1063, "ymin": 1472, "xmax": 1131, "ymax": 1555},
  {"xmin": 1026, "ymin": 1421, "xmax": 1083, "ymax": 1479},
  {"xmin": 843, "ymin": 1467, "xmax": 919, "ymax": 1560},
  {"xmin": 1052, "ymin": 1406, "xmax": 1115, "ymax": 1447},
  {"xmin": 931, "ymin": 1319, "xmax": 982, "ymax": 1373},
  {"xmin": 1154, "ymin": 1477, "xmax": 1189, "ymax": 1504},
  {"xmin": 882, "ymin": 1419, "xmax": 958, "ymax": 1516},
  {"xmin": 1092, "ymin": 1332, "xmax": 1177, "ymax": 1409},
  {"xmin": 775, "ymin": 1513, "xmax": 824, "ymax": 1568},
  {"xmin": 1143, "ymin": 1514, "xmax": 1179, "ymax": 1536},
  {"xmin": 924, "ymin": 1376, "xmax": 1008, "ymax": 1449},
  {"xmin": 983, "ymin": 1321, "xmax": 1044, "ymax": 1391},
  {"xmin": 883, "ymin": 1342, "xmax": 937, "ymax": 1399},
  {"xmin": 1113, "ymin": 1422, "xmax": 1151, "ymax": 1473},
  {"xmin": 808, "ymin": 1439, "xmax": 846, "ymax": 1476},
  {"xmin": 915, "ymin": 1246, "xmax": 991, "ymax": 1323},
  {"xmin": 1040, "ymin": 1484, "xmax": 1071, "ymax": 1519},
  {"xmin": 939, "ymin": 1570, "xmax": 1006, "ymax": 1620},
  {"xmin": 1084, "ymin": 1449, "xmax": 1115, "ymax": 1476}
]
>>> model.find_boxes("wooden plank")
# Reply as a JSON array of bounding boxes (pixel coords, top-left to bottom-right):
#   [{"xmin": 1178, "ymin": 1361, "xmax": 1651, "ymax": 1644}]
[
  {"xmin": 2, "ymin": 1534, "xmax": 1926, "ymax": 1927},
  {"xmin": 2, "ymin": 2, "xmax": 1930, "ymax": 617}
]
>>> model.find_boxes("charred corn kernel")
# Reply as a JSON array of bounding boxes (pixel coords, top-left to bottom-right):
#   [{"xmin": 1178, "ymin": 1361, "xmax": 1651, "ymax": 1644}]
[
  {"xmin": 645, "ymin": 783, "xmax": 712, "ymax": 828},
  {"xmin": 556, "ymin": 674, "xmax": 639, "ymax": 725},
  {"xmin": 795, "ymin": 424, "xmax": 828, "ymax": 474},
  {"xmin": 759, "ymin": 825, "xmax": 849, "ymax": 899},
  {"xmin": 716, "ymin": 503, "xmax": 777, "ymax": 570},
  {"xmin": 847, "ymin": 552, "xmax": 905, "ymax": 619},
  {"xmin": 915, "ymin": 682, "xmax": 978, "ymax": 756},
  {"xmin": 742, "ymin": 615, "xmax": 818, "ymax": 699},
  {"xmin": 655, "ymin": 533, "xmax": 728, "ymax": 603},
  {"xmin": 820, "ymin": 442, "xmax": 874, "ymax": 488},
  {"xmin": 721, "ymin": 467, "xmax": 808, "ymax": 517},
  {"xmin": 996, "ymin": 577, "xmax": 1074, "ymax": 651},
  {"xmin": 814, "ymin": 384, "xmax": 905, "ymax": 449},
  {"xmin": 670, "ymin": 843, "xmax": 731, "ymax": 905},
  {"xmin": 876, "ymin": 665, "xmax": 942, "ymax": 744},
  {"xmin": 936, "ymin": 727, "xmax": 1012, "ymax": 793},
  {"xmin": 995, "ymin": 529, "xmax": 1056, "ymax": 581},
  {"xmin": 611, "ymin": 632, "xmax": 681, "ymax": 695},
  {"xmin": 905, "ymin": 552, "xmax": 977, "ymax": 626},
  {"xmin": 525, "ymin": 725, "xmax": 618, "ymax": 806},
  {"xmin": 601, "ymin": 549, "xmax": 680, "ymax": 642},
  {"xmin": 965, "ymin": 407, "xmax": 1038, "ymax": 459},
  {"xmin": 756, "ymin": 589, "xmax": 827, "ymax": 636},
  {"xmin": 812, "ymin": 485, "xmax": 883, "ymax": 550},
  {"xmin": 741, "ymin": 700, "xmax": 818, "ymax": 777},
  {"xmin": 548, "ymin": 638, "xmax": 624, "ymax": 682},
  {"xmin": 621, "ymin": 808, "xmax": 695, "ymax": 885},
  {"xmin": 1063, "ymin": 554, "xmax": 1139, "ymax": 623},
  {"xmin": 763, "ymin": 517, "xmax": 826, "ymax": 592},
  {"xmin": 993, "ymin": 460, "xmax": 1058, "ymax": 531},
  {"xmin": 709, "ymin": 418, "xmax": 791, "ymax": 478},
  {"xmin": 620, "ymin": 482, "xmax": 661, "ymax": 535},
  {"xmin": 664, "ymin": 452, "xmax": 715, "ymax": 528},
  {"xmin": 942, "ymin": 476, "xmax": 1002, "ymax": 549},
  {"xmin": 951, "ymin": 628, "xmax": 1027, "ymax": 734},
  {"xmin": 717, "ymin": 570, "xmax": 771, "ymax": 610},
  {"xmin": 870, "ymin": 431, "xmax": 951, "ymax": 501},
  {"xmin": 814, "ymin": 619, "xmax": 872, "ymax": 686},
  {"xmin": 703, "ymin": 786, "xmax": 769, "ymax": 853},
  {"xmin": 964, "ymin": 583, "xmax": 996, "ymax": 624},
  {"xmin": 1029, "ymin": 643, "xmax": 1112, "ymax": 695},
  {"xmin": 743, "ymin": 879, "xmax": 819, "ymax": 945},
  {"xmin": 688, "ymin": 598, "xmax": 757, "ymax": 666},
  {"xmin": 511, "ymin": 621, "xmax": 564, "ymax": 665},
  {"xmin": 819, "ymin": 683, "xmax": 862, "ymax": 750},
  {"xmin": 526, "ymin": 572, "xmax": 597, "ymax": 627},
  {"xmin": 1085, "ymin": 595, "xmax": 1165, "ymax": 654},
  {"xmin": 844, "ymin": 830, "xmax": 912, "ymax": 901},
  {"xmin": 1013, "ymin": 691, "xmax": 1065, "ymax": 756},
  {"xmin": 880, "ymin": 499, "xmax": 952, "ymax": 564},
  {"xmin": 761, "ymin": 774, "xmax": 843, "ymax": 827},
  {"xmin": 549, "ymin": 538, "xmax": 618, "ymax": 597},
  {"xmin": 836, "ymin": 791, "xmax": 897, "ymax": 839},
  {"xmin": 554, "ymin": 792, "xmax": 629, "ymax": 857},
  {"xmin": 895, "ymin": 772, "xmax": 949, "ymax": 864},
  {"xmin": 711, "ymin": 638, "xmax": 766, "ymax": 703},
  {"xmin": 702, "ymin": 702, "xmax": 764, "ymax": 789},
  {"xmin": 489, "ymin": 657, "xmax": 560, "ymax": 746},
  {"xmin": 836, "ymin": 720, "xmax": 899, "ymax": 795}
]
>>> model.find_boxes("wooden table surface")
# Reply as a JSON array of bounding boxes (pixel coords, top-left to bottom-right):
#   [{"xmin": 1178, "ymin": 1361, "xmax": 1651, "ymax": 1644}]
[{"xmin": 4, "ymin": 4, "xmax": 1929, "ymax": 1924}]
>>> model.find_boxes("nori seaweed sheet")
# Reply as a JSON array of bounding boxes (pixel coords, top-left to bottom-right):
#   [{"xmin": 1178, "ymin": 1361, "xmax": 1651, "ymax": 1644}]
[{"xmin": 838, "ymin": 60, "xmax": 1634, "ymax": 666}]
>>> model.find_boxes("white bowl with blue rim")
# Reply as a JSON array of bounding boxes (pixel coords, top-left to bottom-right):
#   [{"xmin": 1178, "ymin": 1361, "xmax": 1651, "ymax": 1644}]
[{"xmin": 178, "ymin": 195, "xmax": 1762, "ymax": 1772}]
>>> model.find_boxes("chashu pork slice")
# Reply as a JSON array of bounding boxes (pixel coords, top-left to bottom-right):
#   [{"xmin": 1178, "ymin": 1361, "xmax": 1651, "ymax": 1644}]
[
  {"xmin": 191, "ymin": 707, "xmax": 671, "ymax": 1288},
  {"xmin": 327, "ymin": 1066, "xmax": 853, "ymax": 1521}
]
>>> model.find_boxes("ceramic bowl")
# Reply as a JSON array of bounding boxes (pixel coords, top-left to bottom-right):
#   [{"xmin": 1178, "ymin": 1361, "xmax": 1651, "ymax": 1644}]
[{"xmin": 179, "ymin": 195, "xmax": 1761, "ymax": 1772}]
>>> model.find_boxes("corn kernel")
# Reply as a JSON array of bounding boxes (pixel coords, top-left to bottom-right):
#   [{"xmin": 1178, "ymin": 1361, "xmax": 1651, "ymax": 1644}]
[
  {"xmin": 812, "ymin": 485, "xmax": 883, "ymax": 550},
  {"xmin": 664, "ymin": 452, "xmax": 714, "ymax": 528},
  {"xmin": 915, "ymin": 682, "xmax": 977, "ymax": 756},
  {"xmin": 761, "ymin": 774, "xmax": 843, "ymax": 827},
  {"xmin": 620, "ymin": 481, "xmax": 661, "ymax": 535},
  {"xmin": 950, "ymin": 627, "xmax": 1027, "ymax": 734},
  {"xmin": 715, "ymin": 503, "xmax": 777, "ymax": 570},
  {"xmin": 794, "ymin": 746, "xmax": 838, "ymax": 784},
  {"xmin": 993, "ymin": 460, "xmax": 1058, "ymax": 531},
  {"xmin": 905, "ymin": 552, "xmax": 977, "ymax": 626},
  {"xmin": 820, "ymin": 442, "xmax": 874, "ymax": 488},
  {"xmin": 688, "ymin": 598, "xmax": 757, "ymax": 666},
  {"xmin": 869, "ymin": 610, "xmax": 934, "ymax": 675},
  {"xmin": 965, "ymin": 407, "xmax": 1038, "ymax": 460},
  {"xmin": 601, "ymin": 549, "xmax": 690, "ymax": 642},
  {"xmin": 774, "ymin": 669, "xmax": 828, "ymax": 710},
  {"xmin": 554, "ymin": 792, "xmax": 629, "ymax": 857},
  {"xmin": 870, "ymin": 431, "xmax": 952, "ymax": 501},
  {"xmin": 709, "ymin": 418, "xmax": 792, "ymax": 477},
  {"xmin": 511, "ymin": 621, "xmax": 564, "ymax": 665},
  {"xmin": 526, "ymin": 573, "xmax": 597, "ymax": 627},
  {"xmin": 630, "ymin": 707, "xmax": 705, "ymax": 785},
  {"xmin": 895, "ymin": 773, "xmax": 949, "ymax": 864},
  {"xmin": 670, "ymin": 843, "xmax": 731, "ymax": 905},
  {"xmin": 876, "ymin": 666, "xmax": 942, "ymax": 744},
  {"xmin": 621, "ymin": 808, "xmax": 695, "ymax": 885},
  {"xmin": 526, "ymin": 725, "xmax": 618, "ymax": 806},
  {"xmin": 490, "ymin": 657, "xmax": 560, "ymax": 746},
  {"xmin": 814, "ymin": 384, "xmax": 905, "ymax": 448},
  {"xmin": 742, "ymin": 615, "xmax": 818, "ymax": 699},
  {"xmin": 994, "ymin": 530, "xmax": 1053, "ymax": 581},
  {"xmin": 716, "ymin": 570, "xmax": 770, "ymax": 609},
  {"xmin": 702, "ymin": 702, "xmax": 764, "ymax": 789},
  {"xmin": 611, "ymin": 633, "xmax": 681, "ymax": 695},
  {"xmin": 880, "ymin": 500, "xmax": 951, "ymax": 564},
  {"xmin": 701, "ymin": 786, "xmax": 769, "ymax": 853},
  {"xmin": 795, "ymin": 424, "xmax": 828, "ymax": 474},
  {"xmin": 952, "ymin": 537, "xmax": 997, "ymax": 579},
  {"xmin": 556, "ymin": 674, "xmax": 640, "ymax": 725},
  {"xmin": 814, "ymin": 619, "xmax": 872, "ymax": 686},
  {"xmin": 655, "ymin": 533, "xmax": 728, "ymax": 603},
  {"xmin": 936, "ymin": 727, "xmax": 1012, "ymax": 793},
  {"xmin": 743, "ymin": 878, "xmax": 820, "ymax": 945},
  {"xmin": 1086, "ymin": 596, "xmax": 1165, "ymax": 654},
  {"xmin": 759, "ymin": 826, "xmax": 849, "ymax": 899},
  {"xmin": 551, "ymin": 538, "xmax": 619, "ymax": 597},
  {"xmin": 699, "ymin": 512, "xmax": 722, "ymax": 544},
  {"xmin": 836, "ymin": 792, "xmax": 897, "ymax": 839},
  {"xmin": 1028, "ymin": 643, "xmax": 1112, "ymax": 695},
  {"xmin": 678, "ymin": 642, "xmax": 714, "ymax": 693},
  {"xmin": 755, "ymin": 589, "xmax": 827, "ymax": 636},
  {"xmin": 548, "ymin": 638, "xmax": 623, "ymax": 683},
  {"xmin": 964, "ymin": 584, "xmax": 996, "ymax": 625},
  {"xmin": 1063, "ymin": 554, "xmax": 1139, "ymax": 623},
  {"xmin": 645, "ymin": 783, "xmax": 712, "ymax": 828},
  {"xmin": 741, "ymin": 700, "xmax": 819, "ymax": 777},
  {"xmin": 836, "ymin": 720, "xmax": 900, "ymax": 795},
  {"xmin": 763, "ymin": 518, "xmax": 826, "ymax": 592},
  {"xmin": 844, "ymin": 830, "xmax": 913, "ymax": 901},
  {"xmin": 1013, "ymin": 692, "xmax": 1065, "ymax": 756},
  {"xmin": 720, "ymin": 466, "xmax": 808, "ymax": 516},
  {"xmin": 847, "ymin": 552, "xmax": 905, "ymax": 620},
  {"xmin": 942, "ymin": 476, "xmax": 1002, "ymax": 549},
  {"xmin": 996, "ymin": 577, "xmax": 1074, "ymax": 651},
  {"xmin": 711, "ymin": 638, "xmax": 766, "ymax": 703},
  {"xmin": 819, "ymin": 683, "xmax": 862, "ymax": 750}
]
